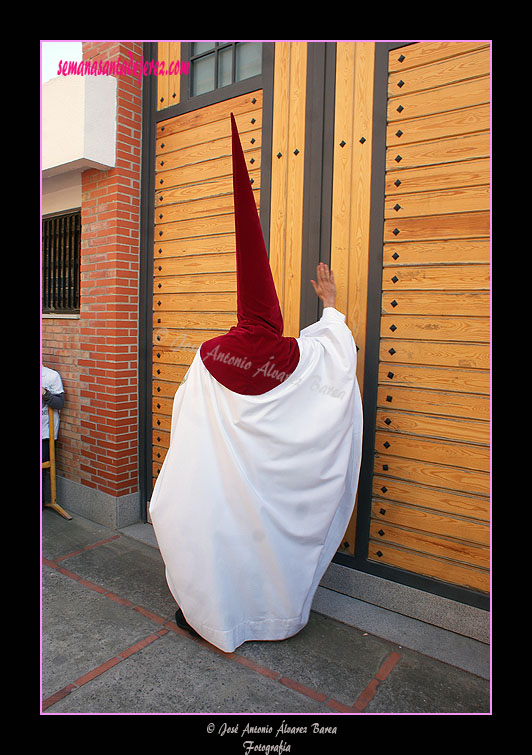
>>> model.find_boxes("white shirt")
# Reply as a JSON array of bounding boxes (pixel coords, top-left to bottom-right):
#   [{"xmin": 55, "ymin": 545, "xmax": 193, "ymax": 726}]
[{"xmin": 42, "ymin": 366, "xmax": 64, "ymax": 440}]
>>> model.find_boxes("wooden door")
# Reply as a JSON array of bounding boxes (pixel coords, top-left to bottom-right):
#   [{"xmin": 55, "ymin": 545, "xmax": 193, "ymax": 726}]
[
  {"xmin": 151, "ymin": 91, "xmax": 263, "ymax": 485},
  {"xmin": 363, "ymin": 42, "xmax": 491, "ymax": 595}
]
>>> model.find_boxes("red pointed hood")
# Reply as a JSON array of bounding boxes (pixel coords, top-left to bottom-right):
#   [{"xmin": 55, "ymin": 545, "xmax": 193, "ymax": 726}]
[{"xmin": 199, "ymin": 113, "xmax": 299, "ymax": 395}]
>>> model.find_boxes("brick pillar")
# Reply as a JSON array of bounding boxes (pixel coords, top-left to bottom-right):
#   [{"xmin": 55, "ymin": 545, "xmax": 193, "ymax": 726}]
[{"xmin": 79, "ymin": 41, "xmax": 142, "ymax": 507}]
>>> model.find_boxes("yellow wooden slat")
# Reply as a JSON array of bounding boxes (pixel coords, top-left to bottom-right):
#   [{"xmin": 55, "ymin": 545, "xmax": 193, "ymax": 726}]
[
  {"xmin": 386, "ymin": 132, "xmax": 489, "ymax": 173},
  {"xmin": 386, "ymin": 158, "xmax": 490, "ymax": 196},
  {"xmin": 157, "ymin": 42, "xmax": 169, "ymax": 111},
  {"xmin": 157, "ymin": 129, "xmax": 262, "ymax": 172},
  {"xmin": 375, "ymin": 430, "xmax": 490, "ymax": 472},
  {"xmin": 329, "ymin": 41, "xmax": 376, "ymax": 555},
  {"xmin": 152, "ymin": 364, "xmax": 189, "ymax": 383},
  {"xmin": 382, "ymin": 239, "xmax": 489, "ymax": 266},
  {"xmin": 346, "ymin": 41, "xmax": 374, "ymax": 391},
  {"xmin": 368, "ymin": 541, "xmax": 489, "ymax": 592},
  {"xmin": 154, "ymin": 312, "xmax": 236, "ymax": 331},
  {"xmin": 388, "ymin": 48, "xmax": 491, "ymax": 97},
  {"xmin": 157, "ymin": 91, "xmax": 262, "ymax": 137},
  {"xmin": 155, "ymin": 253, "xmax": 236, "ymax": 277},
  {"xmin": 387, "ymin": 76, "xmax": 490, "ymax": 122},
  {"xmin": 376, "ymin": 409, "xmax": 489, "ymax": 445},
  {"xmin": 154, "ymin": 273, "xmax": 237, "ymax": 295},
  {"xmin": 284, "ymin": 43, "xmax": 307, "ymax": 338},
  {"xmin": 383, "ymin": 211, "xmax": 490, "ymax": 242},
  {"xmin": 386, "ymin": 104, "xmax": 490, "ymax": 147},
  {"xmin": 385, "ymin": 186, "xmax": 489, "ymax": 219},
  {"xmin": 388, "ymin": 42, "xmax": 490, "ymax": 74},
  {"xmin": 374, "ymin": 453, "xmax": 489, "ymax": 496},
  {"xmin": 381, "ymin": 291, "xmax": 489, "ymax": 317},
  {"xmin": 156, "ymin": 108, "xmax": 262, "ymax": 155},
  {"xmin": 157, "ymin": 150, "xmax": 262, "ymax": 191},
  {"xmin": 379, "ymin": 337, "xmax": 489, "ymax": 370},
  {"xmin": 381, "ymin": 314, "xmax": 490, "ymax": 343},
  {"xmin": 155, "ymin": 177, "xmax": 237, "ymax": 207},
  {"xmin": 372, "ymin": 493, "xmax": 489, "ymax": 535},
  {"xmin": 154, "ymin": 292, "xmax": 237, "ymax": 312},
  {"xmin": 155, "ymin": 234, "xmax": 236, "ymax": 259},
  {"xmin": 382, "ymin": 264, "xmax": 490, "ymax": 291},
  {"xmin": 155, "ymin": 214, "xmax": 236, "ymax": 243},
  {"xmin": 376, "ymin": 384, "xmax": 489, "ymax": 420},
  {"xmin": 369, "ymin": 520, "xmax": 489, "ymax": 570},
  {"xmin": 378, "ymin": 362, "xmax": 490, "ymax": 394}
]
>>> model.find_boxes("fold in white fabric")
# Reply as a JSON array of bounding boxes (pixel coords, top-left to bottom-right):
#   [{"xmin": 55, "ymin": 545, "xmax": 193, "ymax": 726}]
[{"xmin": 149, "ymin": 308, "xmax": 363, "ymax": 652}]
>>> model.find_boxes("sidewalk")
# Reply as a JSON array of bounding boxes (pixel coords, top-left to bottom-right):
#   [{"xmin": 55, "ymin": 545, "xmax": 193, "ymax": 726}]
[{"xmin": 41, "ymin": 508, "xmax": 491, "ymax": 719}]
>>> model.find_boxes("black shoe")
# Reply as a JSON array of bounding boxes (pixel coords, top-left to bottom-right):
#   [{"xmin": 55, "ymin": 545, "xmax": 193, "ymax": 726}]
[{"xmin": 175, "ymin": 608, "xmax": 201, "ymax": 639}]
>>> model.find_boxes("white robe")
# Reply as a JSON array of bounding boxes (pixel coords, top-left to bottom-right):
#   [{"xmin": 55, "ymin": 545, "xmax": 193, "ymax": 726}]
[{"xmin": 149, "ymin": 307, "xmax": 363, "ymax": 652}]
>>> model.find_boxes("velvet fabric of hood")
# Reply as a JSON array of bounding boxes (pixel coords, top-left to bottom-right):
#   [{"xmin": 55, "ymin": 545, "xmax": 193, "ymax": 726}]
[{"xmin": 199, "ymin": 113, "xmax": 299, "ymax": 395}]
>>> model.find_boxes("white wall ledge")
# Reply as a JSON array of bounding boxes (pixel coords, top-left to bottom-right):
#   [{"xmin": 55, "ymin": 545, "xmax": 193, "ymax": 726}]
[{"xmin": 42, "ymin": 74, "xmax": 117, "ymax": 178}]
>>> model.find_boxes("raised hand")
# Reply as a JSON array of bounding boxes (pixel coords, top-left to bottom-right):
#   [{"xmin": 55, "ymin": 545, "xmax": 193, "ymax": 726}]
[{"xmin": 310, "ymin": 263, "xmax": 336, "ymax": 309}]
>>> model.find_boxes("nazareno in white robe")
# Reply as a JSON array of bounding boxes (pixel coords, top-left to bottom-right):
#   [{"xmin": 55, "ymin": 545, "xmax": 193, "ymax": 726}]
[{"xmin": 149, "ymin": 306, "xmax": 363, "ymax": 653}]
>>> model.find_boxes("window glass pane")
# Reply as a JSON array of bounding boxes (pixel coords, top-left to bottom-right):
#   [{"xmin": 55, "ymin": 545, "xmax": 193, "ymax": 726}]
[
  {"xmin": 192, "ymin": 42, "xmax": 215, "ymax": 56},
  {"xmin": 218, "ymin": 46, "xmax": 233, "ymax": 88},
  {"xmin": 235, "ymin": 42, "xmax": 262, "ymax": 81},
  {"xmin": 192, "ymin": 53, "xmax": 215, "ymax": 96}
]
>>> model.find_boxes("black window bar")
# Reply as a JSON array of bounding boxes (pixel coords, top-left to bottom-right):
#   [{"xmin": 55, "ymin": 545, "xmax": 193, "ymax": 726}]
[{"xmin": 42, "ymin": 210, "xmax": 81, "ymax": 313}]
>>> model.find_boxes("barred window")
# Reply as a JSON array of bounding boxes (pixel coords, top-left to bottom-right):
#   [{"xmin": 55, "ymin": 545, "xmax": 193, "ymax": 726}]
[
  {"xmin": 190, "ymin": 42, "xmax": 262, "ymax": 97},
  {"xmin": 42, "ymin": 210, "xmax": 81, "ymax": 314}
]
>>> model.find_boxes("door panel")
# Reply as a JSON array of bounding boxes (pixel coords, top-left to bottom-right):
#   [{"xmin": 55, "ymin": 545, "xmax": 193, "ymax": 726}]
[
  {"xmin": 152, "ymin": 91, "xmax": 263, "ymax": 486},
  {"xmin": 365, "ymin": 42, "xmax": 491, "ymax": 595}
]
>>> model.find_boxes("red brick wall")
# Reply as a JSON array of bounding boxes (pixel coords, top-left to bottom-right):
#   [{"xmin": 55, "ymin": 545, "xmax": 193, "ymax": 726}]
[{"xmin": 42, "ymin": 41, "xmax": 143, "ymax": 501}]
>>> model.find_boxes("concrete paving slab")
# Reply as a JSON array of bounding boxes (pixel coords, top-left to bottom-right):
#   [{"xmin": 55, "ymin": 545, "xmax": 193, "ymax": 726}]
[
  {"xmin": 46, "ymin": 629, "xmax": 332, "ymax": 715},
  {"xmin": 42, "ymin": 563, "xmax": 162, "ymax": 699},
  {"xmin": 364, "ymin": 646, "xmax": 491, "ymax": 714},
  {"xmin": 237, "ymin": 613, "xmax": 389, "ymax": 708},
  {"xmin": 47, "ymin": 533, "xmax": 176, "ymax": 622}
]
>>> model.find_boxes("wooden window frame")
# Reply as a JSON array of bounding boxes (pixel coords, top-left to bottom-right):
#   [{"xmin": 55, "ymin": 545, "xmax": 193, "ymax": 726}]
[
  {"xmin": 187, "ymin": 41, "xmax": 263, "ymax": 98},
  {"xmin": 176, "ymin": 42, "xmax": 269, "ymax": 115}
]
